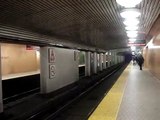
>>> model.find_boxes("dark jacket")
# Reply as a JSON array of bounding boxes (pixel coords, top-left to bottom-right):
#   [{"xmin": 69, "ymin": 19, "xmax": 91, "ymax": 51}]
[{"xmin": 135, "ymin": 54, "xmax": 144, "ymax": 65}]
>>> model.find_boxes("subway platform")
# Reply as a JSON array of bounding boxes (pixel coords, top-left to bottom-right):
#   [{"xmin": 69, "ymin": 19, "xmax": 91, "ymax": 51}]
[
  {"xmin": 89, "ymin": 63, "xmax": 160, "ymax": 120},
  {"xmin": 1, "ymin": 63, "xmax": 160, "ymax": 120}
]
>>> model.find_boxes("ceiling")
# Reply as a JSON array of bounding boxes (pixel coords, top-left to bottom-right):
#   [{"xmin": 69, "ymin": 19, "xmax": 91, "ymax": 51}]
[{"xmin": 0, "ymin": 0, "xmax": 159, "ymax": 50}]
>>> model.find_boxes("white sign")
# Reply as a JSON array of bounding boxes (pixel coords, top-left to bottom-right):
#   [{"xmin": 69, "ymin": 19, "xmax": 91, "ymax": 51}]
[
  {"xmin": 49, "ymin": 64, "xmax": 56, "ymax": 79},
  {"xmin": 48, "ymin": 48, "xmax": 55, "ymax": 63}
]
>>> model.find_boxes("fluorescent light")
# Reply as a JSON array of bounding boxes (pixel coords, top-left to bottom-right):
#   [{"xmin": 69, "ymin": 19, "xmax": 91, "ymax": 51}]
[
  {"xmin": 123, "ymin": 19, "xmax": 139, "ymax": 26},
  {"xmin": 127, "ymin": 32, "xmax": 137, "ymax": 38},
  {"xmin": 56, "ymin": 44, "xmax": 63, "ymax": 47},
  {"xmin": 129, "ymin": 39, "xmax": 136, "ymax": 42},
  {"xmin": 126, "ymin": 31, "xmax": 138, "ymax": 34},
  {"xmin": 116, "ymin": 0, "xmax": 143, "ymax": 8},
  {"xmin": 125, "ymin": 26, "xmax": 138, "ymax": 31},
  {"xmin": 120, "ymin": 9, "xmax": 141, "ymax": 19}
]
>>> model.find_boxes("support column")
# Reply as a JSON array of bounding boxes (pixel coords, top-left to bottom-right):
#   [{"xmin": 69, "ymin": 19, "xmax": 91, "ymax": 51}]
[
  {"xmin": 40, "ymin": 46, "xmax": 51, "ymax": 94},
  {"xmin": 119, "ymin": 56, "xmax": 121, "ymax": 63},
  {"xmin": 103, "ymin": 53, "xmax": 106, "ymax": 69},
  {"xmin": 85, "ymin": 52, "xmax": 91, "ymax": 76},
  {"xmin": 121, "ymin": 56, "xmax": 124, "ymax": 63},
  {"xmin": 113, "ymin": 51, "xmax": 115, "ymax": 65},
  {"xmin": 40, "ymin": 47, "xmax": 78, "ymax": 94},
  {"xmin": 115, "ymin": 51, "xmax": 117, "ymax": 64},
  {"xmin": 93, "ymin": 52, "xmax": 97, "ymax": 74},
  {"xmin": 111, "ymin": 51, "xmax": 113, "ymax": 66},
  {"xmin": 117, "ymin": 56, "xmax": 119, "ymax": 63},
  {"xmin": 108, "ymin": 51, "xmax": 111, "ymax": 67},
  {"xmin": 0, "ymin": 45, "xmax": 3, "ymax": 113},
  {"xmin": 99, "ymin": 53, "xmax": 103, "ymax": 71}
]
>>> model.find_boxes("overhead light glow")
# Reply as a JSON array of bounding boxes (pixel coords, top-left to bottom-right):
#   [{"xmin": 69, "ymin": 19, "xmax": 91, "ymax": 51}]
[
  {"xmin": 123, "ymin": 19, "xmax": 139, "ymax": 26},
  {"xmin": 129, "ymin": 38, "xmax": 136, "ymax": 42},
  {"xmin": 56, "ymin": 44, "xmax": 63, "ymax": 47},
  {"xmin": 126, "ymin": 31, "xmax": 138, "ymax": 34},
  {"xmin": 125, "ymin": 26, "xmax": 138, "ymax": 31},
  {"xmin": 120, "ymin": 9, "xmax": 141, "ymax": 19},
  {"xmin": 116, "ymin": 0, "xmax": 143, "ymax": 8},
  {"xmin": 127, "ymin": 32, "xmax": 138, "ymax": 38}
]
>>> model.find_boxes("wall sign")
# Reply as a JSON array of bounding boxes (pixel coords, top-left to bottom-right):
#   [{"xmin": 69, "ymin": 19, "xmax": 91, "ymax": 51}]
[
  {"xmin": 48, "ymin": 48, "xmax": 55, "ymax": 63},
  {"xmin": 49, "ymin": 64, "xmax": 56, "ymax": 79},
  {"xmin": 26, "ymin": 45, "xmax": 39, "ymax": 50}
]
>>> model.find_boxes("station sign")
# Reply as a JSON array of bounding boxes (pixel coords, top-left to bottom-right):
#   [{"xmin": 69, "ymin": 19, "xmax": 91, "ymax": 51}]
[
  {"xmin": 48, "ymin": 48, "xmax": 55, "ymax": 63},
  {"xmin": 49, "ymin": 64, "xmax": 56, "ymax": 79},
  {"xmin": 26, "ymin": 45, "xmax": 40, "ymax": 50}
]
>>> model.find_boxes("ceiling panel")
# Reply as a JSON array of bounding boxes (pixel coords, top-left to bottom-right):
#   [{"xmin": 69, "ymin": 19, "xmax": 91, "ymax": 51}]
[{"xmin": 0, "ymin": 0, "xmax": 159, "ymax": 50}]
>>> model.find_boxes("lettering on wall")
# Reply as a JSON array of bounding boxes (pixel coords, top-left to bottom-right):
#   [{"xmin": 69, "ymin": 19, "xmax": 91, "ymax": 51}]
[
  {"xmin": 48, "ymin": 48, "xmax": 56, "ymax": 79},
  {"xmin": 48, "ymin": 48, "xmax": 55, "ymax": 63},
  {"xmin": 49, "ymin": 64, "xmax": 56, "ymax": 79}
]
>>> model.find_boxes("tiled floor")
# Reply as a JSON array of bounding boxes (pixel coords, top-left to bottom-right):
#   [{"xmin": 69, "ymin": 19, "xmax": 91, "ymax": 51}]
[
  {"xmin": 89, "ymin": 64, "xmax": 160, "ymax": 120},
  {"xmin": 117, "ymin": 65, "xmax": 160, "ymax": 120}
]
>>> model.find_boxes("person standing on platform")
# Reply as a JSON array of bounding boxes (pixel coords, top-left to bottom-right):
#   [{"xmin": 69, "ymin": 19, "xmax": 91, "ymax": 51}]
[
  {"xmin": 135, "ymin": 54, "xmax": 144, "ymax": 70},
  {"xmin": 132, "ymin": 55, "xmax": 136, "ymax": 65}
]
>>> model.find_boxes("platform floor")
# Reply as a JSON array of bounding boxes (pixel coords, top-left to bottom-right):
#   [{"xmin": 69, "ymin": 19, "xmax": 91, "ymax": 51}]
[{"xmin": 89, "ymin": 64, "xmax": 160, "ymax": 120}]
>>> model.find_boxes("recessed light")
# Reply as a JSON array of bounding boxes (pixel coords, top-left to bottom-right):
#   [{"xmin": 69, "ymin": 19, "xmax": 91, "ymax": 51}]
[
  {"xmin": 116, "ymin": 0, "xmax": 143, "ymax": 8},
  {"xmin": 120, "ymin": 9, "xmax": 141, "ymax": 19},
  {"xmin": 127, "ymin": 32, "xmax": 138, "ymax": 38},
  {"xmin": 123, "ymin": 19, "xmax": 139, "ymax": 26},
  {"xmin": 126, "ymin": 31, "xmax": 138, "ymax": 34},
  {"xmin": 125, "ymin": 26, "xmax": 138, "ymax": 31}
]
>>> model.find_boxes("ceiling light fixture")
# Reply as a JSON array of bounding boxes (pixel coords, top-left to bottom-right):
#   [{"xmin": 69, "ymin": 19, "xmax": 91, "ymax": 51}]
[
  {"xmin": 127, "ymin": 32, "xmax": 138, "ymax": 38},
  {"xmin": 123, "ymin": 19, "xmax": 139, "ymax": 26},
  {"xmin": 120, "ymin": 9, "xmax": 141, "ymax": 19},
  {"xmin": 125, "ymin": 26, "xmax": 138, "ymax": 31},
  {"xmin": 126, "ymin": 31, "xmax": 138, "ymax": 34},
  {"xmin": 116, "ymin": 0, "xmax": 143, "ymax": 8}
]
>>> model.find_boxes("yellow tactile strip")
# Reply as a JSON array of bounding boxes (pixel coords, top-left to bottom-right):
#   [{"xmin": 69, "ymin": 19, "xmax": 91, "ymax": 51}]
[{"xmin": 88, "ymin": 65, "xmax": 130, "ymax": 120}]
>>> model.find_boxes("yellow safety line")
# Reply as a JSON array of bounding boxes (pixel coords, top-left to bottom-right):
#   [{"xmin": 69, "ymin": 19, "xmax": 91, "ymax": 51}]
[{"xmin": 88, "ymin": 64, "xmax": 131, "ymax": 120}]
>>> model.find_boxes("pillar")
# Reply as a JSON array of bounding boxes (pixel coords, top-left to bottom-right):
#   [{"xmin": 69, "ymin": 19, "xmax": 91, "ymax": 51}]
[
  {"xmin": 112, "ymin": 51, "xmax": 114, "ymax": 65},
  {"xmin": 111, "ymin": 51, "xmax": 113, "ymax": 66},
  {"xmin": 85, "ymin": 51, "xmax": 91, "ymax": 76},
  {"xmin": 93, "ymin": 52, "xmax": 97, "ymax": 74},
  {"xmin": 108, "ymin": 51, "xmax": 111, "ymax": 67},
  {"xmin": 117, "ymin": 56, "xmax": 119, "ymax": 63},
  {"xmin": 0, "ymin": 45, "xmax": 3, "ymax": 113},
  {"xmin": 115, "ymin": 50, "xmax": 117, "ymax": 64},
  {"xmin": 40, "ymin": 47, "xmax": 78, "ymax": 94},
  {"xmin": 120, "ymin": 55, "xmax": 122, "ymax": 63},
  {"xmin": 99, "ymin": 53, "xmax": 103, "ymax": 71},
  {"xmin": 103, "ymin": 53, "xmax": 106, "ymax": 69}
]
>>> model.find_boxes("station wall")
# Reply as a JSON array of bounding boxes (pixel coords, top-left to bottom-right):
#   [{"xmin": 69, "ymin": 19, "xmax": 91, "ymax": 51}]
[
  {"xmin": 143, "ymin": 16, "xmax": 160, "ymax": 80},
  {"xmin": 143, "ymin": 36, "xmax": 160, "ymax": 80},
  {"xmin": 1, "ymin": 43, "xmax": 40, "ymax": 76}
]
